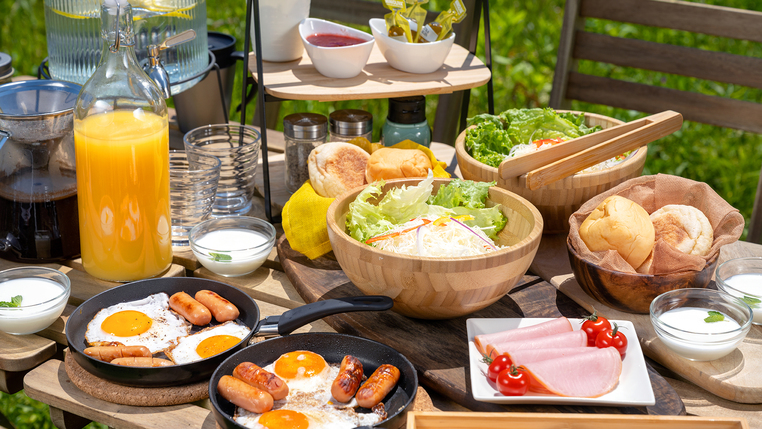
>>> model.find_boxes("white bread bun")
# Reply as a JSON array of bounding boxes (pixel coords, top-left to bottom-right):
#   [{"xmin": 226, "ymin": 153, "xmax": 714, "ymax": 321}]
[
  {"xmin": 365, "ymin": 147, "xmax": 432, "ymax": 183},
  {"xmin": 308, "ymin": 143, "xmax": 370, "ymax": 198},
  {"xmin": 650, "ymin": 204, "xmax": 713, "ymax": 256},
  {"xmin": 579, "ymin": 195, "xmax": 655, "ymax": 269}
]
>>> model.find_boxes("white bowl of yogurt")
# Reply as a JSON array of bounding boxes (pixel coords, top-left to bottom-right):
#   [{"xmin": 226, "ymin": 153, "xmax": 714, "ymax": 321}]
[
  {"xmin": 189, "ymin": 216, "xmax": 276, "ymax": 277},
  {"xmin": 0, "ymin": 267, "xmax": 71, "ymax": 335},
  {"xmin": 716, "ymin": 257, "xmax": 762, "ymax": 325},
  {"xmin": 650, "ymin": 288, "xmax": 752, "ymax": 361}
]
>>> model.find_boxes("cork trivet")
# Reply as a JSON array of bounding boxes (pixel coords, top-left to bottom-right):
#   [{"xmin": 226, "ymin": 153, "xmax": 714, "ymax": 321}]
[{"xmin": 65, "ymin": 352, "xmax": 208, "ymax": 406}]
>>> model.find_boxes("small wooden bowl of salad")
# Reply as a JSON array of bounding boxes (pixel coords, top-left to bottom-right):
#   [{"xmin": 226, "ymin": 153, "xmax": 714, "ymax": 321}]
[
  {"xmin": 455, "ymin": 109, "xmax": 648, "ymax": 234},
  {"xmin": 326, "ymin": 175, "xmax": 543, "ymax": 320}
]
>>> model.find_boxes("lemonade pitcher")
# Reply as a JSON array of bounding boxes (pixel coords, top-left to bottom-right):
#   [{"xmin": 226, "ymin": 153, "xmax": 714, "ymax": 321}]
[{"xmin": 74, "ymin": 0, "xmax": 172, "ymax": 282}]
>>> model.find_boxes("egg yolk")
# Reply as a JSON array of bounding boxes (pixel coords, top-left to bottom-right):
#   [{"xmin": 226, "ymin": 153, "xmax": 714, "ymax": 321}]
[
  {"xmin": 258, "ymin": 410, "xmax": 309, "ymax": 429},
  {"xmin": 273, "ymin": 350, "xmax": 326, "ymax": 379},
  {"xmin": 195, "ymin": 335, "xmax": 241, "ymax": 359},
  {"xmin": 101, "ymin": 310, "xmax": 152, "ymax": 337}
]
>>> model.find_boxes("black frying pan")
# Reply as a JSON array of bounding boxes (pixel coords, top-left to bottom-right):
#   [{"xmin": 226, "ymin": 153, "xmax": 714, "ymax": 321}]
[
  {"xmin": 210, "ymin": 333, "xmax": 418, "ymax": 429},
  {"xmin": 65, "ymin": 277, "xmax": 393, "ymax": 387}
]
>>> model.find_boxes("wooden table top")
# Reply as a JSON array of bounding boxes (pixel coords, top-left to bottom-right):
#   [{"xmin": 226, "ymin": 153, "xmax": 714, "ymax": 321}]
[{"xmin": 7, "ymin": 140, "xmax": 759, "ymax": 428}]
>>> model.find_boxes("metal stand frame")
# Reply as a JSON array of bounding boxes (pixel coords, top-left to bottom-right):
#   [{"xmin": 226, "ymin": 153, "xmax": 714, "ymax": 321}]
[{"xmin": 241, "ymin": 0, "xmax": 493, "ymax": 224}]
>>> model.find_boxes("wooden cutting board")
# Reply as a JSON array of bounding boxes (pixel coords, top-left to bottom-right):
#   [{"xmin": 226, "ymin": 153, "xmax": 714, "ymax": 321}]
[
  {"xmin": 276, "ymin": 235, "xmax": 685, "ymax": 416},
  {"xmin": 530, "ymin": 235, "xmax": 762, "ymax": 404}
]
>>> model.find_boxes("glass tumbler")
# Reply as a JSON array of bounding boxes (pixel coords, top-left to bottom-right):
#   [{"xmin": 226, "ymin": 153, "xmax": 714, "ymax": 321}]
[
  {"xmin": 169, "ymin": 151, "xmax": 221, "ymax": 246},
  {"xmin": 183, "ymin": 125, "xmax": 261, "ymax": 217}
]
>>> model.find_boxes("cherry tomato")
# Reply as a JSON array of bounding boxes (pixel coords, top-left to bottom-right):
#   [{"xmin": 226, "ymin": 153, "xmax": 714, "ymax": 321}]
[
  {"xmin": 581, "ymin": 310, "xmax": 612, "ymax": 347},
  {"xmin": 596, "ymin": 322, "xmax": 628, "ymax": 358},
  {"xmin": 486, "ymin": 355, "xmax": 512, "ymax": 382},
  {"xmin": 496, "ymin": 365, "xmax": 529, "ymax": 396}
]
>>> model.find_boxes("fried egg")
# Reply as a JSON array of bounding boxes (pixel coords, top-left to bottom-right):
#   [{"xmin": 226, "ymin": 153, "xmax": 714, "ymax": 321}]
[
  {"xmin": 84, "ymin": 293, "xmax": 192, "ymax": 354},
  {"xmin": 166, "ymin": 321, "xmax": 251, "ymax": 364},
  {"xmin": 233, "ymin": 350, "xmax": 382, "ymax": 429}
]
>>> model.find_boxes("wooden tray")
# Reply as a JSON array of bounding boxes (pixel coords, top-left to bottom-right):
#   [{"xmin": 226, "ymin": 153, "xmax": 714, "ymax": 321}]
[
  {"xmin": 530, "ymin": 235, "xmax": 762, "ymax": 404},
  {"xmin": 249, "ymin": 43, "xmax": 491, "ymax": 102},
  {"xmin": 406, "ymin": 411, "xmax": 749, "ymax": 429},
  {"xmin": 276, "ymin": 235, "xmax": 685, "ymax": 416}
]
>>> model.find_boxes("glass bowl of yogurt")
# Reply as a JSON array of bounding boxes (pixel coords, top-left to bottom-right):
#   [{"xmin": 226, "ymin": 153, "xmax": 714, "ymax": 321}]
[
  {"xmin": 189, "ymin": 216, "xmax": 276, "ymax": 277},
  {"xmin": 716, "ymin": 257, "xmax": 762, "ymax": 325},
  {"xmin": 650, "ymin": 288, "xmax": 752, "ymax": 361},
  {"xmin": 0, "ymin": 267, "xmax": 71, "ymax": 335}
]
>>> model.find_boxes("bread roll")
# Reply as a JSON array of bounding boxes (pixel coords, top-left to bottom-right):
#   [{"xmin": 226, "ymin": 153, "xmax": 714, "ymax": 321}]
[
  {"xmin": 650, "ymin": 204, "xmax": 713, "ymax": 256},
  {"xmin": 579, "ymin": 195, "xmax": 655, "ymax": 269},
  {"xmin": 308, "ymin": 143, "xmax": 370, "ymax": 198},
  {"xmin": 365, "ymin": 148, "xmax": 432, "ymax": 183}
]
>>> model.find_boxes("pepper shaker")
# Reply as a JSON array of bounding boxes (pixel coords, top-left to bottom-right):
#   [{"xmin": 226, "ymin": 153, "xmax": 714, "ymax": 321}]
[
  {"xmin": 284, "ymin": 113, "xmax": 328, "ymax": 193},
  {"xmin": 329, "ymin": 109, "xmax": 373, "ymax": 143}
]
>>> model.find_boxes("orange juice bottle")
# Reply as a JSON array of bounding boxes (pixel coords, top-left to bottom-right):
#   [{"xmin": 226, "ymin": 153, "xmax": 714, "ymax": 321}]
[{"xmin": 73, "ymin": 0, "xmax": 171, "ymax": 282}]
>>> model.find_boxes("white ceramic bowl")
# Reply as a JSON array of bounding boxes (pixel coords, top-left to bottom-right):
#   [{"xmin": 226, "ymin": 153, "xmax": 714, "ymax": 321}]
[
  {"xmin": 650, "ymin": 288, "xmax": 752, "ymax": 361},
  {"xmin": 369, "ymin": 18, "xmax": 455, "ymax": 74},
  {"xmin": 298, "ymin": 18, "xmax": 375, "ymax": 78},
  {"xmin": 716, "ymin": 257, "xmax": 762, "ymax": 325},
  {"xmin": 189, "ymin": 216, "xmax": 276, "ymax": 277},
  {"xmin": 0, "ymin": 267, "xmax": 71, "ymax": 335}
]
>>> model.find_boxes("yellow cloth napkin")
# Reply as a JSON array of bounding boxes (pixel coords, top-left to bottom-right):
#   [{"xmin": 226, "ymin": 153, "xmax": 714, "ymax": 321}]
[{"xmin": 283, "ymin": 139, "xmax": 451, "ymax": 259}]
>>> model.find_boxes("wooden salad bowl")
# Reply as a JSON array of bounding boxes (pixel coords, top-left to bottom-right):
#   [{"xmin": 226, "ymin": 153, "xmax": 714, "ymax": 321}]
[
  {"xmin": 567, "ymin": 238, "xmax": 718, "ymax": 314},
  {"xmin": 326, "ymin": 178, "xmax": 543, "ymax": 320},
  {"xmin": 455, "ymin": 112, "xmax": 648, "ymax": 233}
]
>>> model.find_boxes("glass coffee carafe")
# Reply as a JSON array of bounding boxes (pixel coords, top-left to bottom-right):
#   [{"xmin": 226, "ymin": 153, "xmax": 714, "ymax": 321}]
[{"xmin": 0, "ymin": 80, "xmax": 82, "ymax": 262}]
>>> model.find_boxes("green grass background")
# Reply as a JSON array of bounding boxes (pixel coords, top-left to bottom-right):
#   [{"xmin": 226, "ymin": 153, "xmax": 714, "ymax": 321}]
[{"xmin": 0, "ymin": 0, "xmax": 760, "ymax": 427}]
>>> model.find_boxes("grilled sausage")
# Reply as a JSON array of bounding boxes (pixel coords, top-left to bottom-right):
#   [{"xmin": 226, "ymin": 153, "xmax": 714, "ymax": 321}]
[
  {"xmin": 110, "ymin": 357, "xmax": 174, "ymax": 367},
  {"xmin": 331, "ymin": 355, "xmax": 364, "ymax": 403},
  {"xmin": 89, "ymin": 341, "xmax": 124, "ymax": 347},
  {"xmin": 233, "ymin": 362, "xmax": 289, "ymax": 400},
  {"xmin": 195, "ymin": 290, "xmax": 239, "ymax": 323},
  {"xmin": 84, "ymin": 346, "xmax": 151, "ymax": 362},
  {"xmin": 169, "ymin": 291, "xmax": 212, "ymax": 325},
  {"xmin": 355, "ymin": 364, "xmax": 400, "ymax": 409},
  {"xmin": 218, "ymin": 375, "xmax": 273, "ymax": 413}
]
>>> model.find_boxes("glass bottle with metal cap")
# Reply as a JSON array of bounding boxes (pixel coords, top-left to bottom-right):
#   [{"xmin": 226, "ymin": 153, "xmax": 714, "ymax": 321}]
[
  {"xmin": 329, "ymin": 109, "xmax": 373, "ymax": 143},
  {"xmin": 284, "ymin": 113, "xmax": 328, "ymax": 193},
  {"xmin": 73, "ymin": 0, "xmax": 172, "ymax": 282},
  {"xmin": 0, "ymin": 53, "xmax": 13, "ymax": 85},
  {"xmin": 381, "ymin": 96, "xmax": 431, "ymax": 147}
]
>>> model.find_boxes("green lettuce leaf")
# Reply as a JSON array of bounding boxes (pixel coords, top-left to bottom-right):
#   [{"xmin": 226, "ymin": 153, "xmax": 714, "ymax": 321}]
[
  {"xmin": 466, "ymin": 113, "xmax": 504, "ymax": 128},
  {"xmin": 429, "ymin": 179, "xmax": 496, "ymax": 209},
  {"xmin": 464, "ymin": 121, "xmax": 512, "ymax": 168},
  {"xmin": 346, "ymin": 181, "xmax": 395, "ymax": 243},
  {"xmin": 451, "ymin": 206, "xmax": 508, "ymax": 240}
]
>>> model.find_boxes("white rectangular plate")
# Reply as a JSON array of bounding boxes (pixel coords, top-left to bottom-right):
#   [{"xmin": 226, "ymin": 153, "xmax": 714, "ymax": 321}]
[{"xmin": 467, "ymin": 318, "xmax": 656, "ymax": 406}]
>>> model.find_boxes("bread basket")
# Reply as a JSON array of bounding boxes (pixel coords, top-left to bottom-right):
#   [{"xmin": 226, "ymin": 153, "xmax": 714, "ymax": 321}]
[{"xmin": 455, "ymin": 112, "xmax": 647, "ymax": 233}]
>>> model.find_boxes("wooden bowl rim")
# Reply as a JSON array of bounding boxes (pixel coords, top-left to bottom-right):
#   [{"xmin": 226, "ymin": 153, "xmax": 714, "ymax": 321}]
[
  {"xmin": 566, "ymin": 237, "xmax": 719, "ymax": 279},
  {"xmin": 326, "ymin": 177, "xmax": 544, "ymax": 263},
  {"xmin": 454, "ymin": 110, "xmax": 648, "ymax": 182}
]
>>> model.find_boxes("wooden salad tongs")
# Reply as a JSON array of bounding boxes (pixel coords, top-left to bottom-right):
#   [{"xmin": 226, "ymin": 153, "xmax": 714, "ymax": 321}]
[{"xmin": 497, "ymin": 110, "xmax": 683, "ymax": 190}]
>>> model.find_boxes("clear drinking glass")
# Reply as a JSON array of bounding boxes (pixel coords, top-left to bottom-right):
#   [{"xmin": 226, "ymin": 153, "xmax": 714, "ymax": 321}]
[
  {"xmin": 169, "ymin": 150, "xmax": 221, "ymax": 246},
  {"xmin": 183, "ymin": 125, "xmax": 261, "ymax": 217}
]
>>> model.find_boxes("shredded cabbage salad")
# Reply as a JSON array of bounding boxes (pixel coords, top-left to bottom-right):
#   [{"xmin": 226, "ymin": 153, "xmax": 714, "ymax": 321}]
[
  {"xmin": 346, "ymin": 171, "xmax": 508, "ymax": 257},
  {"xmin": 466, "ymin": 108, "xmax": 633, "ymax": 173}
]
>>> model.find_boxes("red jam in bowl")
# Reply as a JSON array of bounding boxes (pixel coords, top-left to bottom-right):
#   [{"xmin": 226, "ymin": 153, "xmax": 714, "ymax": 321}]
[{"xmin": 307, "ymin": 33, "xmax": 367, "ymax": 47}]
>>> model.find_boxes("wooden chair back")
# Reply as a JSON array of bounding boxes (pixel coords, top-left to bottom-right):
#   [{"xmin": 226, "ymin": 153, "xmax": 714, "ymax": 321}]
[
  {"xmin": 549, "ymin": 0, "xmax": 762, "ymax": 243},
  {"xmin": 256, "ymin": 0, "xmax": 484, "ymax": 146}
]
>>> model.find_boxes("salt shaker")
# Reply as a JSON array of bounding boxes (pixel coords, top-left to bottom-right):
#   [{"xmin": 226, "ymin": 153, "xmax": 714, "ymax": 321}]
[
  {"xmin": 329, "ymin": 109, "xmax": 373, "ymax": 142},
  {"xmin": 284, "ymin": 113, "xmax": 327, "ymax": 193}
]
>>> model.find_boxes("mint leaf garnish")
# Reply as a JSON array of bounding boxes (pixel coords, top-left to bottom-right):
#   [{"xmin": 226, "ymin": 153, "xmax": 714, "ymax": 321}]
[
  {"xmin": 704, "ymin": 310, "xmax": 725, "ymax": 323},
  {"xmin": 209, "ymin": 252, "xmax": 232, "ymax": 262},
  {"xmin": 0, "ymin": 295, "xmax": 22, "ymax": 308},
  {"xmin": 742, "ymin": 295, "xmax": 761, "ymax": 308}
]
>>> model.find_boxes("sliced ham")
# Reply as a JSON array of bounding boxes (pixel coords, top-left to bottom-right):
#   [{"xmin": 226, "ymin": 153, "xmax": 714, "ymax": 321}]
[
  {"xmin": 487, "ymin": 330, "xmax": 588, "ymax": 360},
  {"xmin": 507, "ymin": 347, "xmax": 599, "ymax": 366},
  {"xmin": 522, "ymin": 347, "xmax": 622, "ymax": 397},
  {"xmin": 474, "ymin": 317, "xmax": 573, "ymax": 355}
]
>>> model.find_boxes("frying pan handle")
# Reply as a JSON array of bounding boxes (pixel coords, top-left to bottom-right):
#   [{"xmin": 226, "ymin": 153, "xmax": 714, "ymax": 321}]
[{"xmin": 257, "ymin": 296, "xmax": 394, "ymax": 336}]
